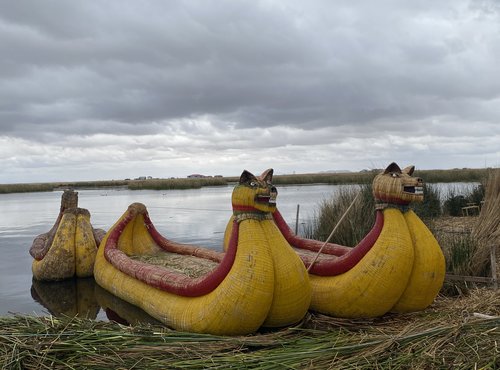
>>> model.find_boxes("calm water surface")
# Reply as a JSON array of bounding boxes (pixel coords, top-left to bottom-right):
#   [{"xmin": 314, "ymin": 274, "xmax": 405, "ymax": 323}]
[{"xmin": 0, "ymin": 182, "xmax": 474, "ymax": 322}]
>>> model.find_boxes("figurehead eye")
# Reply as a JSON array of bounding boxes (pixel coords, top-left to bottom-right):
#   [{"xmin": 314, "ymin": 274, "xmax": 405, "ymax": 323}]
[
  {"xmin": 250, "ymin": 181, "xmax": 257, "ymax": 187},
  {"xmin": 391, "ymin": 173, "xmax": 399, "ymax": 178}
]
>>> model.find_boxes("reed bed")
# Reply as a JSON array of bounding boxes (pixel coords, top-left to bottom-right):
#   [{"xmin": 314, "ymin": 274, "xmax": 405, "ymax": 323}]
[
  {"xmin": 471, "ymin": 169, "xmax": 500, "ymax": 277},
  {"xmin": 1, "ymin": 289, "xmax": 498, "ymax": 369},
  {"xmin": 128, "ymin": 177, "xmax": 228, "ymax": 190}
]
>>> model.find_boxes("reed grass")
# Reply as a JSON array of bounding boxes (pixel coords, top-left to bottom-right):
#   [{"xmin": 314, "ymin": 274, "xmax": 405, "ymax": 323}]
[
  {"xmin": 471, "ymin": 169, "xmax": 500, "ymax": 277},
  {"xmin": 443, "ymin": 184, "xmax": 485, "ymax": 216},
  {"xmin": 304, "ymin": 184, "xmax": 375, "ymax": 246},
  {"xmin": 127, "ymin": 177, "xmax": 228, "ymax": 190},
  {"xmin": 1, "ymin": 289, "xmax": 498, "ymax": 369}
]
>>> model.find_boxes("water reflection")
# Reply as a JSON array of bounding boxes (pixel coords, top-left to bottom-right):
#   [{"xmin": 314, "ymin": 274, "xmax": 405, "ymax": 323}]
[
  {"xmin": 94, "ymin": 284, "xmax": 162, "ymax": 326},
  {"xmin": 31, "ymin": 278, "xmax": 100, "ymax": 319},
  {"xmin": 30, "ymin": 277, "xmax": 161, "ymax": 326}
]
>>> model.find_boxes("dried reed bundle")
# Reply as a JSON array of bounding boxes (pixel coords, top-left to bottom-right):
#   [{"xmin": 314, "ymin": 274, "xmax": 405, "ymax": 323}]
[
  {"xmin": 2, "ymin": 289, "xmax": 498, "ymax": 369},
  {"xmin": 129, "ymin": 252, "xmax": 218, "ymax": 279},
  {"xmin": 471, "ymin": 169, "xmax": 500, "ymax": 277}
]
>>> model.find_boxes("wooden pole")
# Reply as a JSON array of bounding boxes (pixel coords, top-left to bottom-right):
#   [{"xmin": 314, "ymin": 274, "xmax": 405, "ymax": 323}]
[
  {"xmin": 295, "ymin": 204, "xmax": 300, "ymax": 235},
  {"xmin": 490, "ymin": 245, "xmax": 498, "ymax": 290},
  {"xmin": 307, "ymin": 192, "xmax": 360, "ymax": 272}
]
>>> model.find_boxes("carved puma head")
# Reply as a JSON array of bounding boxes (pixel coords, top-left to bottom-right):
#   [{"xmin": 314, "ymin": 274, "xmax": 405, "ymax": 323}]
[
  {"xmin": 372, "ymin": 162, "xmax": 424, "ymax": 205},
  {"xmin": 232, "ymin": 169, "xmax": 277, "ymax": 213}
]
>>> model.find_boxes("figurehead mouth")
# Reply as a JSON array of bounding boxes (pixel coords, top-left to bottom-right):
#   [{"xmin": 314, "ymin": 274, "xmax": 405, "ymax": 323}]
[
  {"xmin": 255, "ymin": 188, "xmax": 277, "ymax": 205},
  {"xmin": 403, "ymin": 185, "xmax": 424, "ymax": 195}
]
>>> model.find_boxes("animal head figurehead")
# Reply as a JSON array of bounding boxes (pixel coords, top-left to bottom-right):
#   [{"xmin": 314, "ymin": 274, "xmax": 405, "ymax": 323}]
[
  {"xmin": 232, "ymin": 169, "xmax": 277, "ymax": 216},
  {"xmin": 372, "ymin": 162, "xmax": 424, "ymax": 205}
]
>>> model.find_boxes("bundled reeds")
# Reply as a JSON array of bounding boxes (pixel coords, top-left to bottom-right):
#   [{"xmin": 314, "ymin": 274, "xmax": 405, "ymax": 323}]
[
  {"xmin": 1, "ymin": 289, "xmax": 498, "ymax": 369},
  {"xmin": 130, "ymin": 252, "xmax": 219, "ymax": 279},
  {"xmin": 471, "ymin": 169, "xmax": 500, "ymax": 278}
]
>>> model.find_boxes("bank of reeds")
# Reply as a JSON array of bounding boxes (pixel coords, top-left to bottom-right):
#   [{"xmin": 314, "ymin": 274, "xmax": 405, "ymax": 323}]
[
  {"xmin": 1, "ymin": 289, "xmax": 498, "ymax": 369},
  {"xmin": 0, "ymin": 183, "xmax": 55, "ymax": 194},
  {"xmin": 414, "ymin": 167, "xmax": 488, "ymax": 183},
  {"xmin": 128, "ymin": 177, "xmax": 227, "ymax": 190},
  {"xmin": 471, "ymin": 169, "xmax": 500, "ymax": 278},
  {"xmin": 0, "ymin": 180, "xmax": 128, "ymax": 194}
]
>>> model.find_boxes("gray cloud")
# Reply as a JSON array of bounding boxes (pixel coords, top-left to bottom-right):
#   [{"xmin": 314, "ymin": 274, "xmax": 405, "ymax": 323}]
[{"xmin": 0, "ymin": 0, "xmax": 499, "ymax": 182}]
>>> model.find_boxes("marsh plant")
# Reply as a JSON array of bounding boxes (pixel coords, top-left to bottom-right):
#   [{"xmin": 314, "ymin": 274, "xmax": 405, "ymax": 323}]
[
  {"xmin": 443, "ymin": 184, "xmax": 485, "ymax": 216},
  {"xmin": 304, "ymin": 184, "xmax": 375, "ymax": 247}
]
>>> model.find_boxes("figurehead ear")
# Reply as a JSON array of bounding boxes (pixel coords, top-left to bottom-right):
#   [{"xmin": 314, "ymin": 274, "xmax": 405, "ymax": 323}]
[
  {"xmin": 383, "ymin": 162, "xmax": 402, "ymax": 175},
  {"xmin": 239, "ymin": 170, "xmax": 256, "ymax": 184},
  {"xmin": 260, "ymin": 168, "xmax": 274, "ymax": 183},
  {"xmin": 402, "ymin": 165, "xmax": 415, "ymax": 176}
]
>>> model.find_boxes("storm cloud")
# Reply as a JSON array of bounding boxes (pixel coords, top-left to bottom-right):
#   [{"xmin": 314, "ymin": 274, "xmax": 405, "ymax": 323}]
[{"xmin": 1, "ymin": 0, "xmax": 499, "ymax": 182}]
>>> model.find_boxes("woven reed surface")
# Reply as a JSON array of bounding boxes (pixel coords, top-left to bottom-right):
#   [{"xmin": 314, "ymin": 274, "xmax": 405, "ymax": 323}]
[
  {"xmin": 129, "ymin": 252, "xmax": 218, "ymax": 279},
  {"xmin": 61, "ymin": 189, "xmax": 78, "ymax": 209},
  {"xmin": 293, "ymin": 247, "xmax": 335, "ymax": 262},
  {"xmin": 309, "ymin": 208, "xmax": 414, "ymax": 317}
]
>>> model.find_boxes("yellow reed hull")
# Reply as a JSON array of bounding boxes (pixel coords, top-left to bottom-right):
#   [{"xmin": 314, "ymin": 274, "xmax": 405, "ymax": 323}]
[
  {"xmin": 224, "ymin": 216, "xmax": 311, "ymax": 327},
  {"xmin": 75, "ymin": 212, "xmax": 98, "ymax": 278},
  {"xmin": 391, "ymin": 210, "xmax": 446, "ymax": 312},
  {"xmin": 309, "ymin": 208, "xmax": 414, "ymax": 317},
  {"xmin": 94, "ymin": 217, "xmax": 275, "ymax": 335},
  {"xmin": 32, "ymin": 212, "xmax": 76, "ymax": 281},
  {"xmin": 32, "ymin": 210, "xmax": 99, "ymax": 280}
]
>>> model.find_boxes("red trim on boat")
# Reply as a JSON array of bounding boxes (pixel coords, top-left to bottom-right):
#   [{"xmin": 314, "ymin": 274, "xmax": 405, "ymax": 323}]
[
  {"xmin": 273, "ymin": 209, "xmax": 384, "ymax": 276},
  {"xmin": 272, "ymin": 210, "xmax": 352, "ymax": 256},
  {"xmin": 104, "ymin": 206, "xmax": 239, "ymax": 297},
  {"xmin": 232, "ymin": 204, "xmax": 260, "ymax": 212}
]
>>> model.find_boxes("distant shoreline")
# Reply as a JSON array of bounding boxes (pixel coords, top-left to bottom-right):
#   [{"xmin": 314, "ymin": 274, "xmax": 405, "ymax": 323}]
[{"xmin": 0, "ymin": 167, "xmax": 492, "ymax": 194}]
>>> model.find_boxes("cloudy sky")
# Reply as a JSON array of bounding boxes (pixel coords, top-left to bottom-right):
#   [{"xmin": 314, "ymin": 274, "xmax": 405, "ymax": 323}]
[{"xmin": 1, "ymin": 0, "xmax": 499, "ymax": 183}]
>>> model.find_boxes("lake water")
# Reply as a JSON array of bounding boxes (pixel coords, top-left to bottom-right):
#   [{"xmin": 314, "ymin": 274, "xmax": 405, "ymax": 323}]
[{"xmin": 0, "ymin": 182, "xmax": 474, "ymax": 323}]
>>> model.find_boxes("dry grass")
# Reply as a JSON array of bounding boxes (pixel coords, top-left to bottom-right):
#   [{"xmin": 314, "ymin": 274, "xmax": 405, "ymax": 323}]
[
  {"xmin": 471, "ymin": 169, "xmax": 500, "ymax": 277},
  {"xmin": 1, "ymin": 289, "xmax": 499, "ymax": 369},
  {"xmin": 130, "ymin": 252, "xmax": 218, "ymax": 279}
]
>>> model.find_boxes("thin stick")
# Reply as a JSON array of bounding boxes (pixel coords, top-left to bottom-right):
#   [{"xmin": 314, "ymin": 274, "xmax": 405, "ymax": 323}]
[
  {"xmin": 307, "ymin": 192, "xmax": 361, "ymax": 272},
  {"xmin": 490, "ymin": 245, "xmax": 498, "ymax": 290},
  {"xmin": 295, "ymin": 204, "xmax": 300, "ymax": 235}
]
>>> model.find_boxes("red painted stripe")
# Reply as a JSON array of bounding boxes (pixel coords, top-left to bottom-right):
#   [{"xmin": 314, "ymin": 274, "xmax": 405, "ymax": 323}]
[
  {"xmin": 232, "ymin": 204, "xmax": 260, "ymax": 212},
  {"xmin": 272, "ymin": 210, "xmax": 352, "ymax": 256},
  {"xmin": 104, "ymin": 206, "xmax": 238, "ymax": 297},
  {"xmin": 273, "ymin": 209, "xmax": 384, "ymax": 276}
]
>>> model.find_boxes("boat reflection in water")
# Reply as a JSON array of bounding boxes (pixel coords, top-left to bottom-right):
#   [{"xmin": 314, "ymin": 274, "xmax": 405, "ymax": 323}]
[
  {"xmin": 94, "ymin": 284, "xmax": 162, "ymax": 326},
  {"xmin": 31, "ymin": 278, "xmax": 161, "ymax": 326},
  {"xmin": 31, "ymin": 277, "xmax": 100, "ymax": 319}
]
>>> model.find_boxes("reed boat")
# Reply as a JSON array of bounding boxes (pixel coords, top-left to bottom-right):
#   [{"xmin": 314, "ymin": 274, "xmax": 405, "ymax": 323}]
[
  {"xmin": 94, "ymin": 169, "xmax": 310, "ymax": 335},
  {"xmin": 273, "ymin": 163, "xmax": 446, "ymax": 317},
  {"xmin": 30, "ymin": 190, "xmax": 106, "ymax": 281}
]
